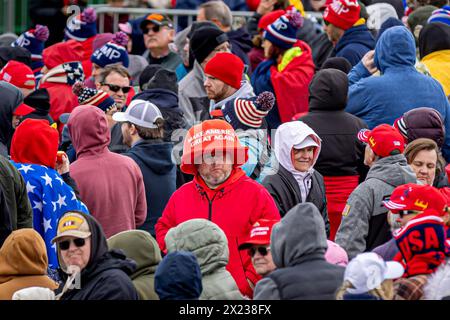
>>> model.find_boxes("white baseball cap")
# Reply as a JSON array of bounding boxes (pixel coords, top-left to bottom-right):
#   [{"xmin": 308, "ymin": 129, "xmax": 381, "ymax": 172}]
[
  {"xmin": 293, "ymin": 136, "xmax": 319, "ymax": 150},
  {"xmin": 344, "ymin": 252, "xmax": 404, "ymax": 294},
  {"xmin": 112, "ymin": 99, "xmax": 163, "ymax": 129}
]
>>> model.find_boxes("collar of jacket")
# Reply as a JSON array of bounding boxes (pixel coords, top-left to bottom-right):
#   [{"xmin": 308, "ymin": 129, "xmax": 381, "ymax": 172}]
[
  {"xmin": 209, "ymin": 81, "xmax": 255, "ymax": 113},
  {"xmin": 194, "ymin": 167, "xmax": 246, "ymax": 200}
]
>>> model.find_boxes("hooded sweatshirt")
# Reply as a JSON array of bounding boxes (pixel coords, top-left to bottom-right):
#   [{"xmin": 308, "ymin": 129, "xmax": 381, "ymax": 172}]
[
  {"xmin": 122, "ymin": 138, "xmax": 176, "ymax": 237},
  {"xmin": 165, "ymin": 219, "xmax": 244, "ymax": 300},
  {"xmin": 226, "ymin": 28, "xmax": 253, "ymax": 72},
  {"xmin": 0, "ymin": 229, "xmax": 58, "ymax": 300},
  {"xmin": 335, "ymin": 154, "xmax": 417, "ymax": 259},
  {"xmin": 107, "ymin": 230, "xmax": 162, "ymax": 300},
  {"xmin": 10, "ymin": 118, "xmax": 89, "ymax": 268},
  {"xmin": 262, "ymin": 121, "xmax": 330, "ymax": 235},
  {"xmin": 57, "ymin": 212, "xmax": 139, "ymax": 300},
  {"xmin": 346, "ymin": 26, "xmax": 450, "ymax": 161},
  {"xmin": 68, "ymin": 105, "xmax": 147, "ymax": 238},
  {"xmin": 300, "ymin": 69, "xmax": 368, "ymax": 177},
  {"xmin": 333, "ymin": 24, "xmax": 376, "ymax": 67},
  {"xmin": 254, "ymin": 203, "xmax": 345, "ymax": 300},
  {"xmin": 0, "ymin": 81, "xmax": 23, "ymax": 157},
  {"xmin": 209, "ymin": 81, "xmax": 255, "ymax": 114},
  {"xmin": 419, "ymin": 23, "xmax": 450, "ymax": 96}
]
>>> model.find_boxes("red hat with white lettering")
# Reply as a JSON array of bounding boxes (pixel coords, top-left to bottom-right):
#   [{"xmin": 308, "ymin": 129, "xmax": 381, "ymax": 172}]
[
  {"xmin": 0, "ymin": 60, "xmax": 36, "ymax": 90},
  {"xmin": 323, "ymin": 0, "xmax": 361, "ymax": 31},
  {"xmin": 357, "ymin": 124, "xmax": 405, "ymax": 157},
  {"xmin": 383, "ymin": 183, "xmax": 448, "ymax": 215},
  {"xmin": 238, "ymin": 219, "xmax": 279, "ymax": 250}
]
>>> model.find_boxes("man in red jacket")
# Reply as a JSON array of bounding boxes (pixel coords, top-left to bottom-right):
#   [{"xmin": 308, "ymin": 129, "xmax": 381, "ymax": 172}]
[{"xmin": 155, "ymin": 119, "xmax": 280, "ymax": 298}]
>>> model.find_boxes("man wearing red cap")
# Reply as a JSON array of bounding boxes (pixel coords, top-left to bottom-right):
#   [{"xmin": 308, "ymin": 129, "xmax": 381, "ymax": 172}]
[
  {"xmin": 335, "ymin": 124, "xmax": 417, "ymax": 259},
  {"xmin": 155, "ymin": 119, "xmax": 280, "ymax": 299},
  {"xmin": 323, "ymin": 0, "xmax": 375, "ymax": 66},
  {"xmin": 373, "ymin": 183, "xmax": 449, "ymax": 261},
  {"xmin": 238, "ymin": 219, "xmax": 278, "ymax": 278},
  {"xmin": 0, "ymin": 61, "xmax": 36, "ymax": 98}
]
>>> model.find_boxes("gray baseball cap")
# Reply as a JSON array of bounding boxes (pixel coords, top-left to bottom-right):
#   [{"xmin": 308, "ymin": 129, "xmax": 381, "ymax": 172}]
[{"xmin": 112, "ymin": 99, "xmax": 163, "ymax": 129}]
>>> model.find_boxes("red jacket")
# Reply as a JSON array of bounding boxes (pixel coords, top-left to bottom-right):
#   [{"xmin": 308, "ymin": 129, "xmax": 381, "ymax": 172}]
[
  {"xmin": 155, "ymin": 169, "xmax": 280, "ymax": 298},
  {"xmin": 270, "ymin": 40, "xmax": 315, "ymax": 123},
  {"xmin": 66, "ymin": 37, "xmax": 95, "ymax": 79}
]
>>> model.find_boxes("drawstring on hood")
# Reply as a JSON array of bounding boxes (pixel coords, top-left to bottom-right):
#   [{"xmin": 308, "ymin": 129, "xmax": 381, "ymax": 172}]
[{"xmin": 274, "ymin": 121, "xmax": 321, "ymax": 202}]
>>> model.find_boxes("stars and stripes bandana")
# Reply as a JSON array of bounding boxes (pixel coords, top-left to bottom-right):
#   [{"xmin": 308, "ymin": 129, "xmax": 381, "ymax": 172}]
[{"xmin": 11, "ymin": 161, "xmax": 89, "ymax": 269}]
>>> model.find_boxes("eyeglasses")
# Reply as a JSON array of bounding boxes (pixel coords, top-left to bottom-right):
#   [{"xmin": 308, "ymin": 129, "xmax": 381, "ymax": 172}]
[
  {"xmin": 146, "ymin": 25, "xmax": 161, "ymax": 33},
  {"xmin": 101, "ymin": 83, "xmax": 131, "ymax": 94},
  {"xmin": 58, "ymin": 238, "xmax": 86, "ymax": 251},
  {"xmin": 248, "ymin": 246, "xmax": 270, "ymax": 257}
]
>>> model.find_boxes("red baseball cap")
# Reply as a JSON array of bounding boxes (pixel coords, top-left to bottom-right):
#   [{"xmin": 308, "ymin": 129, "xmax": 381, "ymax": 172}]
[
  {"xmin": 257, "ymin": 10, "xmax": 285, "ymax": 31},
  {"xmin": 383, "ymin": 183, "xmax": 448, "ymax": 215},
  {"xmin": 13, "ymin": 103, "xmax": 36, "ymax": 116},
  {"xmin": 0, "ymin": 60, "xmax": 36, "ymax": 90},
  {"xmin": 238, "ymin": 219, "xmax": 279, "ymax": 250},
  {"xmin": 357, "ymin": 124, "xmax": 405, "ymax": 157}
]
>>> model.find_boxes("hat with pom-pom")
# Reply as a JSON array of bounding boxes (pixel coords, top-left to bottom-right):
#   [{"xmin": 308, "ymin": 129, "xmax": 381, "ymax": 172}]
[
  {"xmin": 221, "ymin": 91, "xmax": 275, "ymax": 129},
  {"xmin": 12, "ymin": 25, "xmax": 49, "ymax": 61},
  {"xmin": 91, "ymin": 31, "xmax": 129, "ymax": 68},
  {"xmin": 72, "ymin": 81, "xmax": 116, "ymax": 113},
  {"xmin": 264, "ymin": 10, "xmax": 303, "ymax": 49},
  {"xmin": 65, "ymin": 7, "xmax": 97, "ymax": 41}
]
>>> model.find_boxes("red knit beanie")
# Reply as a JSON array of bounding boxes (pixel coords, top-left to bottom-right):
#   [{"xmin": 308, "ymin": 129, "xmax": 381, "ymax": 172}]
[
  {"xmin": 181, "ymin": 119, "xmax": 248, "ymax": 175},
  {"xmin": 10, "ymin": 118, "xmax": 59, "ymax": 169},
  {"xmin": 323, "ymin": 0, "xmax": 361, "ymax": 30},
  {"xmin": 204, "ymin": 52, "xmax": 244, "ymax": 90}
]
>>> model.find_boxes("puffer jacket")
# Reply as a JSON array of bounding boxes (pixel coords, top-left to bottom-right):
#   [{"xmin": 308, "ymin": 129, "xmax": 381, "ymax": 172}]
[{"xmin": 165, "ymin": 219, "xmax": 244, "ymax": 300}]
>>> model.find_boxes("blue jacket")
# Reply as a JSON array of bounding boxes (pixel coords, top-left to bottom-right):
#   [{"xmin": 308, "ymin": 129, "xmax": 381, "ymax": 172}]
[
  {"xmin": 346, "ymin": 26, "xmax": 450, "ymax": 160},
  {"xmin": 123, "ymin": 140, "xmax": 176, "ymax": 237},
  {"xmin": 334, "ymin": 25, "xmax": 375, "ymax": 67}
]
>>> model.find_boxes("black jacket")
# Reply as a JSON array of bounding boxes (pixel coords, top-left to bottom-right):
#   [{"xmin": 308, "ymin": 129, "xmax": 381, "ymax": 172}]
[
  {"xmin": 262, "ymin": 165, "xmax": 330, "ymax": 237},
  {"xmin": 227, "ymin": 28, "xmax": 253, "ymax": 72},
  {"xmin": 58, "ymin": 212, "xmax": 139, "ymax": 300},
  {"xmin": 0, "ymin": 81, "xmax": 23, "ymax": 157},
  {"xmin": 0, "ymin": 185, "xmax": 12, "ymax": 247},
  {"xmin": 300, "ymin": 69, "xmax": 368, "ymax": 180},
  {"xmin": 123, "ymin": 139, "xmax": 176, "ymax": 237},
  {"xmin": 132, "ymin": 89, "xmax": 187, "ymax": 142}
]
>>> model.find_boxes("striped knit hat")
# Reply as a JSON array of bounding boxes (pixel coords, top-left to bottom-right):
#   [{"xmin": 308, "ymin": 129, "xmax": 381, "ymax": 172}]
[
  {"xmin": 264, "ymin": 10, "xmax": 303, "ymax": 49},
  {"xmin": 72, "ymin": 81, "xmax": 116, "ymax": 112},
  {"xmin": 428, "ymin": 5, "xmax": 450, "ymax": 25},
  {"xmin": 221, "ymin": 91, "xmax": 275, "ymax": 129}
]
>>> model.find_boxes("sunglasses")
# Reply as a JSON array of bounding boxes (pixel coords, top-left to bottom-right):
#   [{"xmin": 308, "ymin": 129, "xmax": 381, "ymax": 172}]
[
  {"xmin": 58, "ymin": 238, "xmax": 86, "ymax": 251},
  {"xmin": 248, "ymin": 246, "xmax": 270, "ymax": 257},
  {"xmin": 398, "ymin": 210, "xmax": 420, "ymax": 218},
  {"xmin": 146, "ymin": 25, "xmax": 161, "ymax": 33},
  {"xmin": 101, "ymin": 83, "xmax": 131, "ymax": 94}
]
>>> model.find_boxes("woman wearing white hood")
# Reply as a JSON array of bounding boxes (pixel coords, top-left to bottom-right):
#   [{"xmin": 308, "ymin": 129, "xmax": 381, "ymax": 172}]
[{"xmin": 262, "ymin": 121, "xmax": 330, "ymax": 237}]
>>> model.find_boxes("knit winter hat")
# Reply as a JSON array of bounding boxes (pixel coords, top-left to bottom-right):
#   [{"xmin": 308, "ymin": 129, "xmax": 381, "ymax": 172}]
[
  {"xmin": 189, "ymin": 24, "xmax": 229, "ymax": 64},
  {"xmin": 10, "ymin": 118, "xmax": 59, "ymax": 169},
  {"xmin": 72, "ymin": 81, "xmax": 116, "ymax": 113},
  {"xmin": 323, "ymin": 0, "xmax": 361, "ymax": 31},
  {"xmin": 221, "ymin": 91, "xmax": 275, "ymax": 130},
  {"xmin": 64, "ymin": 7, "xmax": 97, "ymax": 41},
  {"xmin": 91, "ymin": 32, "xmax": 129, "ymax": 68},
  {"xmin": 11, "ymin": 25, "xmax": 49, "ymax": 61},
  {"xmin": 180, "ymin": 119, "xmax": 248, "ymax": 175},
  {"xmin": 427, "ymin": 5, "xmax": 450, "ymax": 26},
  {"xmin": 204, "ymin": 52, "xmax": 244, "ymax": 90},
  {"xmin": 394, "ymin": 211, "xmax": 448, "ymax": 276},
  {"xmin": 0, "ymin": 60, "xmax": 36, "ymax": 90},
  {"xmin": 141, "ymin": 68, "xmax": 178, "ymax": 94},
  {"xmin": 264, "ymin": 10, "xmax": 304, "ymax": 49}
]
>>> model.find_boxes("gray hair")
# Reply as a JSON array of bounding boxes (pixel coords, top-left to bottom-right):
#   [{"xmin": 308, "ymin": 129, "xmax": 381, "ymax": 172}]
[{"xmin": 200, "ymin": 1, "xmax": 232, "ymax": 28}]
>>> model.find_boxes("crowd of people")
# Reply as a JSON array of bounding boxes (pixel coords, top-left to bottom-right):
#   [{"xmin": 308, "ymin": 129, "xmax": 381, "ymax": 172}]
[{"xmin": 0, "ymin": 0, "xmax": 449, "ymax": 301}]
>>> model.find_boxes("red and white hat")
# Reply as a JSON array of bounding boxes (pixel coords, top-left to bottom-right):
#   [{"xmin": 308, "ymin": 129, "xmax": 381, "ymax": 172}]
[
  {"xmin": 238, "ymin": 219, "xmax": 279, "ymax": 250},
  {"xmin": 357, "ymin": 124, "xmax": 405, "ymax": 157},
  {"xmin": 0, "ymin": 60, "xmax": 36, "ymax": 90},
  {"xmin": 383, "ymin": 183, "xmax": 448, "ymax": 215},
  {"xmin": 323, "ymin": 0, "xmax": 361, "ymax": 30}
]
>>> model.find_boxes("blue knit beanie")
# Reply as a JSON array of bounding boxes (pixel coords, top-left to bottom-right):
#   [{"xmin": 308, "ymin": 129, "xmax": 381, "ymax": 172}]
[
  {"xmin": 91, "ymin": 32, "xmax": 129, "ymax": 68},
  {"xmin": 264, "ymin": 10, "xmax": 303, "ymax": 49},
  {"xmin": 428, "ymin": 5, "xmax": 450, "ymax": 26},
  {"xmin": 64, "ymin": 7, "xmax": 97, "ymax": 41},
  {"xmin": 12, "ymin": 25, "xmax": 49, "ymax": 61}
]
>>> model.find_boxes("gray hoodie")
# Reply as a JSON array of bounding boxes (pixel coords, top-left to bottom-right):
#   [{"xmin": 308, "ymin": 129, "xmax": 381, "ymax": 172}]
[
  {"xmin": 165, "ymin": 219, "xmax": 243, "ymax": 300},
  {"xmin": 254, "ymin": 203, "xmax": 344, "ymax": 300},
  {"xmin": 0, "ymin": 81, "xmax": 23, "ymax": 157},
  {"xmin": 209, "ymin": 81, "xmax": 255, "ymax": 113},
  {"xmin": 335, "ymin": 154, "xmax": 417, "ymax": 259}
]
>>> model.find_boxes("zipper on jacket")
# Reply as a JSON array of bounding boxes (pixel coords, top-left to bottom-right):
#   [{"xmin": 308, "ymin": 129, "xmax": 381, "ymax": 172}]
[{"xmin": 207, "ymin": 190, "xmax": 224, "ymax": 221}]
